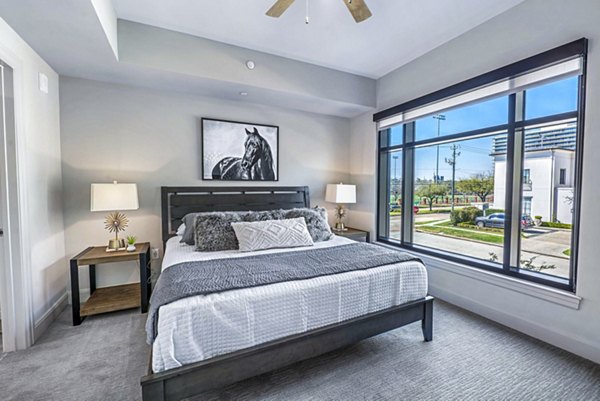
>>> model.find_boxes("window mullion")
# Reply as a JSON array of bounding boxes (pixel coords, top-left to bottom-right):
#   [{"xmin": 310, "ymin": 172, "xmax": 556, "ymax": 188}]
[
  {"xmin": 401, "ymin": 122, "xmax": 415, "ymax": 245},
  {"xmin": 377, "ymin": 129, "xmax": 391, "ymax": 240},
  {"xmin": 505, "ymin": 92, "xmax": 526, "ymax": 270}
]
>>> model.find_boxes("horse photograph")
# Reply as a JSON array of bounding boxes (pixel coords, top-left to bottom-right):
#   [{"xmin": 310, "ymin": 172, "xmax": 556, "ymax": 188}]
[{"xmin": 202, "ymin": 118, "xmax": 278, "ymax": 181}]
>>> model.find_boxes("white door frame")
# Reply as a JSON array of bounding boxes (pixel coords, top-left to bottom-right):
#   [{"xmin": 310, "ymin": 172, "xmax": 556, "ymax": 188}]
[{"xmin": 0, "ymin": 51, "xmax": 35, "ymax": 352}]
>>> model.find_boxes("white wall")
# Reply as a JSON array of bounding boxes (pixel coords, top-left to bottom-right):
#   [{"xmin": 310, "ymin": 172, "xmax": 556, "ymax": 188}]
[
  {"xmin": 492, "ymin": 157, "xmax": 507, "ymax": 211},
  {"xmin": 60, "ymin": 77, "xmax": 351, "ymax": 292},
  {"xmin": 348, "ymin": 112, "xmax": 378, "ymax": 237},
  {"xmin": 526, "ymin": 155, "xmax": 554, "ymax": 220},
  {"xmin": 0, "ymin": 16, "xmax": 66, "ymax": 341},
  {"xmin": 349, "ymin": 0, "xmax": 600, "ymax": 363}
]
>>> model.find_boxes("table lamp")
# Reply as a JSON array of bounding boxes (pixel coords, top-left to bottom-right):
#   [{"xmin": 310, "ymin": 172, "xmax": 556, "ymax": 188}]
[
  {"xmin": 325, "ymin": 183, "xmax": 356, "ymax": 232},
  {"xmin": 91, "ymin": 181, "xmax": 139, "ymax": 251}
]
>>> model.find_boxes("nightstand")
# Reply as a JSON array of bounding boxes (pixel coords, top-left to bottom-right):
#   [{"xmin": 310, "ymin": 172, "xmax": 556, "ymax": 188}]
[
  {"xmin": 332, "ymin": 227, "xmax": 370, "ymax": 242},
  {"xmin": 70, "ymin": 242, "xmax": 151, "ymax": 326}
]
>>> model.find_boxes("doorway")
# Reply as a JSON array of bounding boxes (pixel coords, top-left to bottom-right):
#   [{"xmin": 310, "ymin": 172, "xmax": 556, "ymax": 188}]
[
  {"xmin": 0, "ymin": 59, "xmax": 12, "ymax": 352},
  {"xmin": 0, "ymin": 58, "xmax": 21, "ymax": 352}
]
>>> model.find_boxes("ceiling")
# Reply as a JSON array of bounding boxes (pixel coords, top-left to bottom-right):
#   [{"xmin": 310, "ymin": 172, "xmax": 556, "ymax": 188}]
[
  {"xmin": 0, "ymin": 0, "xmax": 527, "ymax": 117},
  {"xmin": 113, "ymin": 0, "xmax": 526, "ymax": 79}
]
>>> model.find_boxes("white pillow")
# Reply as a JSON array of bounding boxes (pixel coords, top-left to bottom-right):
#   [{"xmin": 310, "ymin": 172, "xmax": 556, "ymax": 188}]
[
  {"xmin": 176, "ymin": 224, "xmax": 186, "ymax": 236},
  {"xmin": 231, "ymin": 218, "xmax": 314, "ymax": 252}
]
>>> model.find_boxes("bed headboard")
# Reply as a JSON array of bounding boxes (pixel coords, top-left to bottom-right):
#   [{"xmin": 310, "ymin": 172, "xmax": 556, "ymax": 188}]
[{"xmin": 161, "ymin": 186, "xmax": 310, "ymax": 244}]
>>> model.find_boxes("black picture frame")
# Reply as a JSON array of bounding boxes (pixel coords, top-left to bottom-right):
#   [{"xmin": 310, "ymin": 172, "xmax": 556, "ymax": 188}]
[{"xmin": 201, "ymin": 117, "xmax": 279, "ymax": 181}]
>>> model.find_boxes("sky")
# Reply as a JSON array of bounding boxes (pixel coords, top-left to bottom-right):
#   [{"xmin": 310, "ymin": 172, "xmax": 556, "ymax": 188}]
[{"xmin": 388, "ymin": 76, "xmax": 579, "ymax": 181}]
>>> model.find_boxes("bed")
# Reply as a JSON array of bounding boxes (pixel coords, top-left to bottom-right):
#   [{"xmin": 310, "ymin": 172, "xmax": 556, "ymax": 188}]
[{"xmin": 141, "ymin": 186, "xmax": 433, "ymax": 401}]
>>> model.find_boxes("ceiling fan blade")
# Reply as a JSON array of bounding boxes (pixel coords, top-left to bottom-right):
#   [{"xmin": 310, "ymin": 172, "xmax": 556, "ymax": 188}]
[
  {"xmin": 343, "ymin": 0, "xmax": 372, "ymax": 23},
  {"xmin": 266, "ymin": 0, "xmax": 296, "ymax": 18}
]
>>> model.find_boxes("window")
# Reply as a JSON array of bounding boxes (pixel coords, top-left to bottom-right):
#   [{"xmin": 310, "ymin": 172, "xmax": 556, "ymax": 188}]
[
  {"xmin": 378, "ymin": 149, "xmax": 403, "ymax": 241},
  {"xmin": 560, "ymin": 168, "xmax": 567, "ymax": 185},
  {"xmin": 375, "ymin": 39, "xmax": 587, "ymax": 291},
  {"xmin": 412, "ymin": 133, "xmax": 506, "ymax": 264},
  {"xmin": 523, "ymin": 197, "xmax": 532, "ymax": 217}
]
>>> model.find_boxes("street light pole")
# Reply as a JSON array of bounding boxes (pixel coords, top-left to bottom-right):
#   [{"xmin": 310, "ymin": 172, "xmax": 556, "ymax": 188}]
[{"xmin": 432, "ymin": 114, "xmax": 446, "ymax": 183}]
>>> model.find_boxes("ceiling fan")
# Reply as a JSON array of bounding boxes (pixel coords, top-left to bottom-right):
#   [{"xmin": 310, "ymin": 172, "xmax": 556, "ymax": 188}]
[{"xmin": 266, "ymin": 0, "xmax": 372, "ymax": 23}]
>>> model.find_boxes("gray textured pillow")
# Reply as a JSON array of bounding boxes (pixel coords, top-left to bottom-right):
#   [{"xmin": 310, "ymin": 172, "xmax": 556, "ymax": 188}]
[
  {"xmin": 231, "ymin": 218, "xmax": 314, "ymax": 252},
  {"xmin": 194, "ymin": 212, "xmax": 244, "ymax": 251},
  {"xmin": 281, "ymin": 207, "xmax": 333, "ymax": 242}
]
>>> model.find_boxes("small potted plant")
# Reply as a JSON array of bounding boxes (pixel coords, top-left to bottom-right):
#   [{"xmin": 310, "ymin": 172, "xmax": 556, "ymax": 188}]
[
  {"xmin": 126, "ymin": 235, "xmax": 137, "ymax": 252},
  {"xmin": 534, "ymin": 215, "xmax": 543, "ymax": 227}
]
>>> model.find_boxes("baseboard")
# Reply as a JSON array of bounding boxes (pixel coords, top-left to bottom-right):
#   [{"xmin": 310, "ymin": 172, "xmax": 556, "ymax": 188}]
[
  {"xmin": 34, "ymin": 292, "xmax": 68, "ymax": 342},
  {"xmin": 429, "ymin": 283, "xmax": 600, "ymax": 365}
]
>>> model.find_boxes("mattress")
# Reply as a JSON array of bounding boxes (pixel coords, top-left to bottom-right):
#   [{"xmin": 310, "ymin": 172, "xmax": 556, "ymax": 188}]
[{"xmin": 152, "ymin": 235, "xmax": 428, "ymax": 373}]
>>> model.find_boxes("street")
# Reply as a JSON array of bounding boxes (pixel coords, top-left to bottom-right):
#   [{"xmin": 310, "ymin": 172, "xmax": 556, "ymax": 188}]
[{"xmin": 388, "ymin": 214, "xmax": 571, "ymax": 278}]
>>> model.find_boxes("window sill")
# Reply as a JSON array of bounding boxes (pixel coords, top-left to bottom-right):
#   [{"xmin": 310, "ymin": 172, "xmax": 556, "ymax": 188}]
[{"xmin": 376, "ymin": 241, "xmax": 582, "ymax": 310}]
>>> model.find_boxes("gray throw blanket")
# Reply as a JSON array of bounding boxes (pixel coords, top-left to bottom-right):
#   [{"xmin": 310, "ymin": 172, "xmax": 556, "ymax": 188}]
[{"xmin": 146, "ymin": 242, "xmax": 421, "ymax": 343}]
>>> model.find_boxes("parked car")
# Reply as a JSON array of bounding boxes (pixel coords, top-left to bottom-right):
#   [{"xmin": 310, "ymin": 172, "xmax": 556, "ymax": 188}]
[{"xmin": 475, "ymin": 213, "xmax": 534, "ymax": 228}]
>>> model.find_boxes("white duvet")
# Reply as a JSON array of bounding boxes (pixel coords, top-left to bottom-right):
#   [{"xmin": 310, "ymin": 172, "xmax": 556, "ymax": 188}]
[{"xmin": 152, "ymin": 235, "xmax": 428, "ymax": 373}]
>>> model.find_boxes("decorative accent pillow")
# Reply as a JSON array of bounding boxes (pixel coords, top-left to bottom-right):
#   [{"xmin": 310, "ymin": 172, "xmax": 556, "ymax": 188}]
[
  {"xmin": 180, "ymin": 213, "xmax": 200, "ymax": 245},
  {"xmin": 193, "ymin": 212, "xmax": 244, "ymax": 251},
  {"xmin": 176, "ymin": 223, "xmax": 186, "ymax": 236},
  {"xmin": 281, "ymin": 207, "xmax": 333, "ymax": 242},
  {"xmin": 231, "ymin": 218, "xmax": 314, "ymax": 252}
]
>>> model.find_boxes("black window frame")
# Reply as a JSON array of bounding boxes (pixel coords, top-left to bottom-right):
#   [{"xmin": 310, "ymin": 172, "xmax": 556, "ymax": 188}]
[{"xmin": 375, "ymin": 39, "xmax": 588, "ymax": 292}]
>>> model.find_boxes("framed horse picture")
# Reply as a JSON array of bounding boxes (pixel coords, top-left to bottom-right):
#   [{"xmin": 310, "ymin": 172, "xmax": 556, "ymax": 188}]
[{"xmin": 202, "ymin": 118, "xmax": 279, "ymax": 181}]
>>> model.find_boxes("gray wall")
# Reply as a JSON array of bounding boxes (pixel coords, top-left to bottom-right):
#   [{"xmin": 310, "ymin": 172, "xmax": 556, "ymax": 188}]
[
  {"xmin": 0, "ymin": 16, "xmax": 65, "ymax": 334},
  {"xmin": 349, "ymin": 0, "xmax": 600, "ymax": 363},
  {"xmin": 60, "ymin": 76, "xmax": 351, "ymax": 291}
]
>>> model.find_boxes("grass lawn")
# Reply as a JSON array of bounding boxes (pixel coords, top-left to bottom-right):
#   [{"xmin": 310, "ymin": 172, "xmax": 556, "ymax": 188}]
[
  {"xmin": 541, "ymin": 222, "xmax": 573, "ymax": 229},
  {"xmin": 437, "ymin": 221, "xmax": 504, "ymax": 234},
  {"xmin": 418, "ymin": 208, "xmax": 451, "ymax": 215},
  {"xmin": 416, "ymin": 225, "xmax": 504, "ymax": 244},
  {"xmin": 415, "ymin": 219, "xmax": 445, "ymax": 226},
  {"xmin": 390, "ymin": 209, "xmax": 451, "ymax": 217}
]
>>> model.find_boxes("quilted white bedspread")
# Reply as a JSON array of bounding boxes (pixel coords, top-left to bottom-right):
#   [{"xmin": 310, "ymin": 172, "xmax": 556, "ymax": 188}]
[{"xmin": 152, "ymin": 235, "xmax": 428, "ymax": 373}]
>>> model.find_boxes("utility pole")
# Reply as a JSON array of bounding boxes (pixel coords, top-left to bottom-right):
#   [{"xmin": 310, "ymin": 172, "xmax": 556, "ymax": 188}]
[
  {"xmin": 445, "ymin": 144, "xmax": 461, "ymax": 213},
  {"xmin": 433, "ymin": 114, "xmax": 446, "ymax": 182}
]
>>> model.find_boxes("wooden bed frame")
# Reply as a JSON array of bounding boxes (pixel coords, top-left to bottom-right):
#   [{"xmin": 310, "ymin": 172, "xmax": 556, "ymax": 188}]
[{"xmin": 141, "ymin": 186, "xmax": 433, "ymax": 401}]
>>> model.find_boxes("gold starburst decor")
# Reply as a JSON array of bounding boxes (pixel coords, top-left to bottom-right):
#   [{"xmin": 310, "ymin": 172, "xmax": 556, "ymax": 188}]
[{"xmin": 105, "ymin": 211, "xmax": 129, "ymax": 249}]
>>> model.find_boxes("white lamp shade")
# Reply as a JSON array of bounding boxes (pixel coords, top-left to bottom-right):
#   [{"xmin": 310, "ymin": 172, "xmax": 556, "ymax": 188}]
[
  {"xmin": 90, "ymin": 183, "xmax": 139, "ymax": 212},
  {"xmin": 325, "ymin": 184, "xmax": 356, "ymax": 204}
]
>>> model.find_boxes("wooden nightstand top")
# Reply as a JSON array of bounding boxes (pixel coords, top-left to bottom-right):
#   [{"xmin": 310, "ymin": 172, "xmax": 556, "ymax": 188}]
[
  {"xmin": 333, "ymin": 227, "xmax": 366, "ymax": 235},
  {"xmin": 73, "ymin": 242, "xmax": 150, "ymax": 266},
  {"xmin": 332, "ymin": 227, "xmax": 370, "ymax": 242}
]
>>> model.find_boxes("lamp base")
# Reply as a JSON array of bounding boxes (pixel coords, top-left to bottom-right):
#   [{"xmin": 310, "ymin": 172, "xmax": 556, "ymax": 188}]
[
  {"xmin": 333, "ymin": 222, "xmax": 348, "ymax": 232},
  {"xmin": 107, "ymin": 238, "xmax": 126, "ymax": 251}
]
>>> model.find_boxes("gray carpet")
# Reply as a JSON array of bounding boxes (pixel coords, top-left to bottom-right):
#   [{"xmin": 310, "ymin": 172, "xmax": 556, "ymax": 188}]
[{"xmin": 0, "ymin": 301, "xmax": 599, "ymax": 401}]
